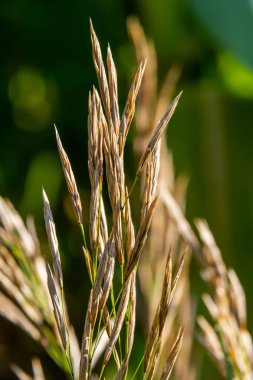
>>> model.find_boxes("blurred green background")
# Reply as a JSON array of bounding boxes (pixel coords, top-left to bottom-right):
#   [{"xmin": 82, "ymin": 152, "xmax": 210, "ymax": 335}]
[{"xmin": 1, "ymin": 0, "xmax": 253, "ymax": 379}]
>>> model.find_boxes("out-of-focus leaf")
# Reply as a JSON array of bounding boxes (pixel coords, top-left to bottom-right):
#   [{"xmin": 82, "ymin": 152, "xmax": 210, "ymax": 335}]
[
  {"xmin": 218, "ymin": 52, "xmax": 253, "ymax": 98},
  {"xmin": 189, "ymin": 0, "xmax": 253, "ymax": 69},
  {"xmin": 8, "ymin": 68, "xmax": 58, "ymax": 132},
  {"xmin": 20, "ymin": 152, "xmax": 62, "ymax": 218}
]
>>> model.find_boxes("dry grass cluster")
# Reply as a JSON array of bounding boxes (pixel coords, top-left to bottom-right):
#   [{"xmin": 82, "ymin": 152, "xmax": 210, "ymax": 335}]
[{"xmin": 0, "ymin": 18, "xmax": 252, "ymax": 380}]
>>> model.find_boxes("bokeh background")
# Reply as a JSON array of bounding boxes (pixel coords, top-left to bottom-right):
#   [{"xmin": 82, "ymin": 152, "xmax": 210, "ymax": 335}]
[{"xmin": 1, "ymin": 0, "xmax": 253, "ymax": 379}]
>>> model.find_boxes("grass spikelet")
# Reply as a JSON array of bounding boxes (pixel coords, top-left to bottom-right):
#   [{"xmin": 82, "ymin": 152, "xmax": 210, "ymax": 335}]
[
  {"xmin": 54, "ymin": 124, "xmax": 83, "ymax": 224},
  {"xmin": 107, "ymin": 45, "xmax": 120, "ymax": 134},
  {"xmin": 0, "ymin": 270, "xmax": 42, "ymax": 324},
  {"xmin": 127, "ymin": 16, "xmax": 157, "ymax": 137},
  {"xmin": 46, "ymin": 262, "xmax": 67, "ymax": 350},
  {"xmin": 31, "ymin": 358, "xmax": 46, "ymax": 380},
  {"xmin": 0, "ymin": 197, "xmax": 79, "ymax": 378},
  {"xmin": 11, "ymin": 364, "xmax": 33, "ymax": 380},
  {"xmin": 161, "ymin": 187, "xmax": 253, "ymax": 377},
  {"xmin": 99, "ymin": 238, "xmax": 116, "ymax": 310},
  {"xmin": 136, "ymin": 91, "xmax": 182, "ymax": 177},
  {"xmin": 124, "ymin": 188, "xmax": 135, "ymax": 257},
  {"xmin": 90, "ymin": 19, "xmax": 112, "ymax": 125},
  {"xmin": 43, "ymin": 188, "xmax": 63, "ymax": 289},
  {"xmin": 124, "ymin": 195, "xmax": 158, "ymax": 281},
  {"xmin": 88, "ymin": 88, "xmax": 104, "ymax": 255},
  {"xmin": 118, "ymin": 59, "xmax": 147, "ymax": 155},
  {"xmin": 0, "ymin": 292, "xmax": 41, "ymax": 341},
  {"xmin": 160, "ymin": 327, "xmax": 184, "ymax": 380},
  {"xmin": 144, "ymin": 250, "xmax": 185, "ymax": 379}
]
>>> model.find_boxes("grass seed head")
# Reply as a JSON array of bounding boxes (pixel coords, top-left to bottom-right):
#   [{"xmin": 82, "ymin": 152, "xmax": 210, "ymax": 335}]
[
  {"xmin": 54, "ymin": 124, "xmax": 83, "ymax": 224},
  {"xmin": 43, "ymin": 188, "xmax": 63, "ymax": 289}
]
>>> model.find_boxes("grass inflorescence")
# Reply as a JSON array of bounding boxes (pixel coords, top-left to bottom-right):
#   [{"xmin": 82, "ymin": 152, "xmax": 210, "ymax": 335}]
[{"xmin": 0, "ymin": 17, "xmax": 252, "ymax": 380}]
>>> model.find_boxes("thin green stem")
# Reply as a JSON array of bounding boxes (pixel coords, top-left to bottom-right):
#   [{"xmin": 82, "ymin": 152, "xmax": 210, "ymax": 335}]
[
  {"xmin": 60, "ymin": 289, "xmax": 74, "ymax": 380},
  {"xmin": 41, "ymin": 325, "xmax": 69, "ymax": 373},
  {"xmin": 110, "ymin": 285, "xmax": 116, "ymax": 317},
  {"xmin": 91, "ymin": 310, "xmax": 104, "ymax": 360},
  {"xmin": 121, "ymin": 176, "xmax": 139, "ymax": 210},
  {"xmin": 118, "ymin": 335, "xmax": 123, "ymax": 364},
  {"xmin": 80, "ymin": 223, "xmax": 95, "ymax": 285},
  {"xmin": 216, "ymin": 324, "xmax": 234, "ymax": 380},
  {"xmin": 89, "ymin": 285, "xmax": 124, "ymax": 371},
  {"xmin": 88, "ymin": 327, "xmax": 94, "ymax": 359},
  {"xmin": 123, "ymin": 302, "xmax": 131, "ymax": 380},
  {"xmin": 121, "ymin": 264, "xmax": 124, "ymax": 288},
  {"xmin": 115, "ymin": 285, "xmax": 124, "ymax": 307},
  {"xmin": 87, "ymin": 325, "xmax": 95, "ymax": 379},
  {"xmin": 110, "ymin": 284, "xmax": 123, "ymax": 363},
  {"xmin": 79, "ymin": 223, "xmax": 88, "ymax": 251},
  {"xmin": 143, "ymin": 336, "xmax": 161, "ymax": 380},
  {"xmin": 125, "ymin": 302, "xmax": 130, "ymax": 355},
  {"xmin": 87, "ymin": 285, "xmax": 124, "ymax": 372},
  {"xmin": 98, "ymin": 363, "xmax": 106, "ymax": 380},
  {"xmin": 130, "ymin": 355, "xmax": 144, "ymax": 380}
]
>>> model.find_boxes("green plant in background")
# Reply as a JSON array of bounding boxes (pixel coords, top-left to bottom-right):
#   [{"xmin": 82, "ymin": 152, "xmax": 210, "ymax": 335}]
[
  {"xmin": 0, "ymin": 18, "xmax": 253, "ymax": 380},
  {"xmin": 189, "ymin": 0, "xmax": 253, "ymax": 70}
]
